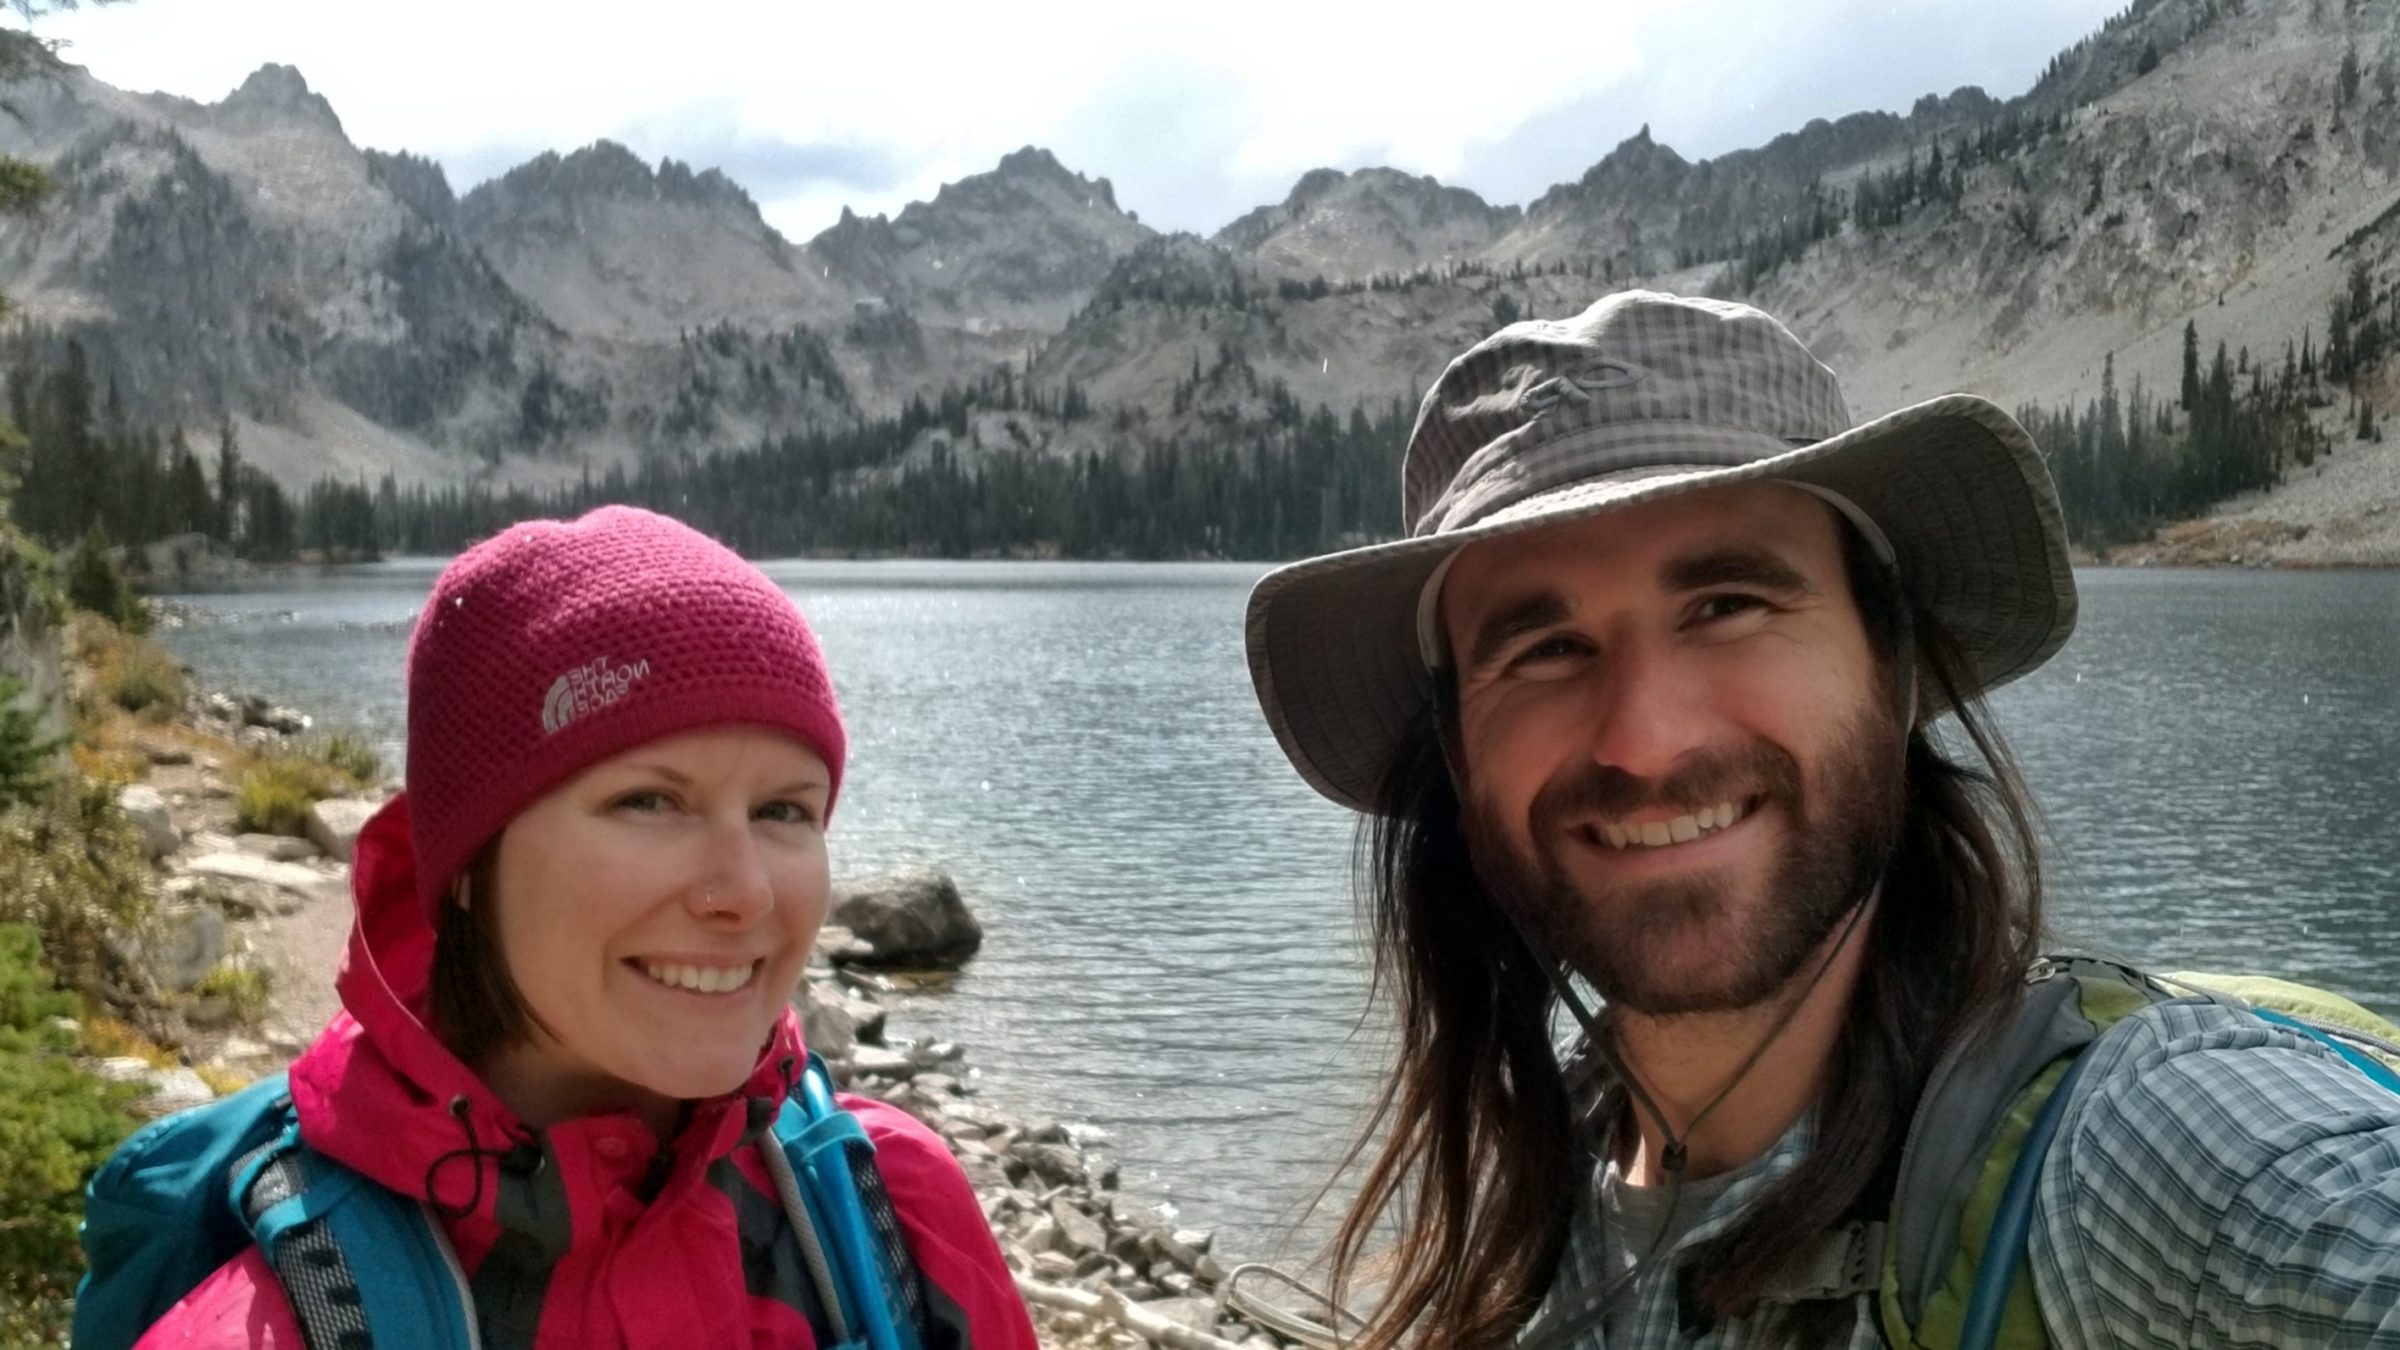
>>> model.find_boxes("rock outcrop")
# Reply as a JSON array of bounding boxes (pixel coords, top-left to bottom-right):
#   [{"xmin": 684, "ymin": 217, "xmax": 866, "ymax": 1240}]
[
  {"xmin": 6, "ymin": 0, "xmax": 2400, "ymax": 547},
  {"xmin": 830, "ymin": 868, "xmax": 985, "ymax": 969}
]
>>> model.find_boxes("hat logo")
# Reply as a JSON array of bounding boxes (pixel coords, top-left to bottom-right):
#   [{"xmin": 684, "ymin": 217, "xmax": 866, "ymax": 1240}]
[
  {"xmin": 1518, "ymin": 356, "xmax": 1646, "ymax": 417},
  {"xmin": 540, "ymin": 654, "xmax": 654, "ymax": 735}
]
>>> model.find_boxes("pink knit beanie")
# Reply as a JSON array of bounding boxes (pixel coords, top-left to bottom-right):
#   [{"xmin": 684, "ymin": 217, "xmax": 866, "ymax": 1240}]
[{"xmin": 402, "ymin": 506, "xmax": 846, "ymax": 916}]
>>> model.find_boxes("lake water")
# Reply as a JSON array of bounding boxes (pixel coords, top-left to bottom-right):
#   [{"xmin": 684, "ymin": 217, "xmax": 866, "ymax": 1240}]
[{"xmin": 152, "ymin": 563, "xmax": 2400, "ymax": 1261}]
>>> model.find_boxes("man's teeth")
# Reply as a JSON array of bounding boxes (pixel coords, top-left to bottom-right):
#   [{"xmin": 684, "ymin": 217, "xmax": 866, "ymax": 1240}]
[
  {"xmin": 1598, "ymin": 801, "xmax": 1746, "ymax": 850},
  {"xmin": 638, "ymin": 960, "xmax": 759, "ymax": 994}
]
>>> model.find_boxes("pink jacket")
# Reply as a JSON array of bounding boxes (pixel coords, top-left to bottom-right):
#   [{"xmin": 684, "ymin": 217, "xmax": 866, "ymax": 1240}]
[{"xmin": 135, "ymin": 797, "xmax": 1036, "ymax": 1349}]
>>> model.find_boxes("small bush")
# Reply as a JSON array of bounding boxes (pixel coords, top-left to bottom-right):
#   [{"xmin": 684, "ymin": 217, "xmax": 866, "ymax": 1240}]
[
  {"xmin": 106, "ymin": 644, "xmax": 185, "ymax": 718},
  {"xmin": 68, "ymin": 617, "xmax": 188, "ymax": 731},
  {"xmin": 192, "ymin": 962, "xmax": 270, "ymax": 1026},
  {"xmin": 236, "ymin": 743, "xmax": 372, "ymax": 835},
  {"xmin": 0, "ymin": 924, "xmax": 143, "ymax": 1344},
  {"xmin": 77, "ymin": 1014, "xmax": 176, "ymax": 1070},
  {"xmin": 235, "ymin": 762, "xmax": 317, "ymax": 835},
  {"xmin": 313, "ymin": 733, "xmax": 383, "ymax": 788},
  {"xmin": 0, "ymin": 781, "xmax": 154, "ymax": 995},
  {"xmin": 0, "ymin": 675, "xmax": 58, "ymax": 810},
  {"xmin": 62, "ymin": 524, "xmax": 149, "ymax": 635}
]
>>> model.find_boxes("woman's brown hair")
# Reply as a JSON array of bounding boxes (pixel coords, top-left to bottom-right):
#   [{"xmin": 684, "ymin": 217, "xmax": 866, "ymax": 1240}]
[{"xmin": 428, "ymin": 843, "xmax": 557, "ymax": 1065}]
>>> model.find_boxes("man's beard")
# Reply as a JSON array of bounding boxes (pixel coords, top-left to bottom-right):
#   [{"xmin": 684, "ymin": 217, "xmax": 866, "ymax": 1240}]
[{"xmin": 1462, "ymin": 700, "xmax": 1907, "ymax": 1017}]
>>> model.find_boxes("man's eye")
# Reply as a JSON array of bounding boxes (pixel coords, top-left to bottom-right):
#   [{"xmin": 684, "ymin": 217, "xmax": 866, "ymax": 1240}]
[
  {"xmin": 1694, "ymin": 593, "xmax": 1768, "ymax": 623},
  {"xmin": 1507, "ymin": 635, "xmax": 1589, "ymax": 672}
]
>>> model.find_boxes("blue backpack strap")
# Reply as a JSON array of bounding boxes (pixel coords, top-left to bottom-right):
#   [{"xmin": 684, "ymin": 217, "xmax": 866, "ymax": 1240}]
[
  {"xmin": 775, "ymin": 1055, "xmax": 928, "ymax": 1350},
  {"xmin": 236, "ymin": 1125, "xmax": 476, "ymax": 1350},
  {"xmin": 2252, "ymin": 1009, "xmax": 2400, "ymax": 1093},
  {"xmin": 1955, "ymin": 1051, "xmax": 2094, "ymax": 1350}
]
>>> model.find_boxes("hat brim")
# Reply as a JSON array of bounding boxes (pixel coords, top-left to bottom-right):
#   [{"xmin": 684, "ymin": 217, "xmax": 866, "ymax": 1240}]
[{"xmin": 1243, "ymin": 393, "xmax": 2078, "ymax": 813}]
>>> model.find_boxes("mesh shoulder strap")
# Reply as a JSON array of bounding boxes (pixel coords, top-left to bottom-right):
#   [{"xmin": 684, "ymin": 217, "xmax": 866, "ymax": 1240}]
[
  {"xmin": 776, "ymin": 1056, "xmax": 935, "ymax": 1350},
  {"xmin": 236, "ymin": 1136, "xmax": 477, "ymax": 1350}
]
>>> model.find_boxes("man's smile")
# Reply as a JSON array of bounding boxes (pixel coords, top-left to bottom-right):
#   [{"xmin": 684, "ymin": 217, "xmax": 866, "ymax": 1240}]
[{"xmin": 1576, "ymin": 797, "xmax": 1760, "ymax": 850}]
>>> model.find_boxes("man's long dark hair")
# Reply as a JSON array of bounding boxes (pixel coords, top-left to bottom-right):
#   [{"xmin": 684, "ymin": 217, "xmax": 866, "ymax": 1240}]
[{"xmin": 1326, "ymin": 527, "xmax": 2049, "ymax": 1348}]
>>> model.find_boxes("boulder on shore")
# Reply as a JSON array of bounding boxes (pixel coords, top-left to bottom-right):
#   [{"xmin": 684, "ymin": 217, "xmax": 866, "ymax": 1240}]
[
  {"xmin": 830, "ymin": 868, "xmax": 983, "ymax": 969},
  {"xmin": 119, "ymin": 784, "xmax": 179, "ymax": 859},
  {"xmin": 306, "ymin": 797, "xmax": 382, "ymax": 862}
]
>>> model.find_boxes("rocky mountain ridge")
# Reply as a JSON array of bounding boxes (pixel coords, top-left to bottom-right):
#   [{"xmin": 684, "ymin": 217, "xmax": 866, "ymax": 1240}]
[{"xmin": 0, "ymin": 0, "xmax": 2394, "ymax": 561}]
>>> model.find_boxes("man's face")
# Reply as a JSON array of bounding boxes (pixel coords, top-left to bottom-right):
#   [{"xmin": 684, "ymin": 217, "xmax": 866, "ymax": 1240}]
[{"xmin": 1438, "ymin": 482, "xmax": 1909, "ymax": 1016}]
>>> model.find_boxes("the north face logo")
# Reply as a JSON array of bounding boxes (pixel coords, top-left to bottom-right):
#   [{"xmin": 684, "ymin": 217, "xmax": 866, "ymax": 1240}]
[
  {"xmin": 1518, "ymin": 356, "xmax": 1646, "ymax": 417},
  {"xmin": 540, "ymin": 655, "xmax": 653, "ymax": 734}
]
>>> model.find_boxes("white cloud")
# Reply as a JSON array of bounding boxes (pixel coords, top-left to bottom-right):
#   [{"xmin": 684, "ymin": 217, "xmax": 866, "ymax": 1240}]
[{"xmin": 28, "ymin": 0, "xmax": 2126, "ymax": 239}]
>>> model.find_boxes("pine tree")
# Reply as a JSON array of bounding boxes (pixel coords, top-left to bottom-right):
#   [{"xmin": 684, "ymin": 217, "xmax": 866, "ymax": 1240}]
[
  {"xmin": 2181, "ymin": 320, "xmax": 2201, "ymax": 410},
  {"xmin": 214, "ymin": 415, "xmax": 240, "ymax": 546}
]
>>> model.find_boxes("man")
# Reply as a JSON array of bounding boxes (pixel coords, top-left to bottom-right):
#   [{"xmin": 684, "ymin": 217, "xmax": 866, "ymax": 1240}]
[{"xmin": 1243, "ymin": 291, "xmax": 2400, "ymax": 1348}]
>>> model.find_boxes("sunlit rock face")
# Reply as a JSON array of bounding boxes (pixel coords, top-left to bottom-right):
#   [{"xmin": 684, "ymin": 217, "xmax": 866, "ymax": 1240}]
[{"xmin": 5, "ymin": 0, "xmax": 2400, "ymax": 558}]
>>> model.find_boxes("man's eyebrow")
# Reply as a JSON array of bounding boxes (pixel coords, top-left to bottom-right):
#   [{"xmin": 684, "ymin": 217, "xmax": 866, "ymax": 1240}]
[
  {"xmin": 1462, "ymin": 590, "xmax": 1570, "ymax": 672},
  {"xmin": 1660, "ymin": 547, "xmax": 1817, "ymax": 597}
]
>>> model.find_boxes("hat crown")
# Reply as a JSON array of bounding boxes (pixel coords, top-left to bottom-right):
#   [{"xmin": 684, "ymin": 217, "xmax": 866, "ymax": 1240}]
[{"xmin": 1402, "ymin": 291, "xmax": 1855, "ymax": 536}]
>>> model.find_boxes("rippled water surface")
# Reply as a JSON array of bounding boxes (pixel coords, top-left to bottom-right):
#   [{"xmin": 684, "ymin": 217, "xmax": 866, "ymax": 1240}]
[{"xmin": 155, "ymin": 563, "xmax": 2400, "ymax": 1258}]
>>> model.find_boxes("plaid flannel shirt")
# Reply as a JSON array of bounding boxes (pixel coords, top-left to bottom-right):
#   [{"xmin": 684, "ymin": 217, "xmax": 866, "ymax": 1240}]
[{"xmin": 1525, "ymin": 998, "xmax": 2400, "ymax": 1348}]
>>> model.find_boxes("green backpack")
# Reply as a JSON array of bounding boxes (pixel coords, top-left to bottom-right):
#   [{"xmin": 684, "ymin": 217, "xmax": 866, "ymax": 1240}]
[{"xmin": 1875, "ymin": 958, "xmax": 2400, "ymax": 1350}]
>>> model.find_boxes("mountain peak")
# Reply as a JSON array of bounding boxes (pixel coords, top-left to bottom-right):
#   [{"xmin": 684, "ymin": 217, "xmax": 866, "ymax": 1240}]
[
  {"xmin": 220, "ymin": 63, "xmax": 342, "ymax": 129},
  {"xmin": 1582, "ymin": 123, "xmax": 1687, "ymax": 184},
  {"xmin": 466, "ymin": 140, "xmax": 765, "ymax": 220},
  {"xmin": 970, "ymin": 145, "xmax": 1120, "ymax": 211},
  {"xmin": 997, "ymin": 145, "xmax": 1066, "ymax": 178}
]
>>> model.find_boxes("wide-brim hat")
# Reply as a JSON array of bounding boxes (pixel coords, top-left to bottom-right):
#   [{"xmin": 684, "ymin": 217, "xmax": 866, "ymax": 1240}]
[{"xmin": 1244, "ymin": 290, "xmax": 2078, "ymax": 813}]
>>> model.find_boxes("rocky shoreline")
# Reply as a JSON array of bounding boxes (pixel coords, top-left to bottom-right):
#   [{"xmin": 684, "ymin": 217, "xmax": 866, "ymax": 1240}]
[{"xmin": 98, "ymin": 682, "xmax": 1324, "ymax": 1350}]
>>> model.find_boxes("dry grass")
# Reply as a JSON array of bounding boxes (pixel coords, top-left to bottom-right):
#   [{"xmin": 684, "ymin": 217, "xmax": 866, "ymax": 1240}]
[{"xmin": 78, "ymin": 1012, "xmax": 179, "ymax": 1070}]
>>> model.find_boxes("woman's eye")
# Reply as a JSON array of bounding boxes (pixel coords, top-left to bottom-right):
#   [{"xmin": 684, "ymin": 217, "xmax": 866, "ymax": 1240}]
[
  {"xmin": 755, "ymin": 800, "xmax": 818, "ymax": 826},
  {"xmin": 612, "ymin": 790, "xmax": 671, "ymax": 813}
]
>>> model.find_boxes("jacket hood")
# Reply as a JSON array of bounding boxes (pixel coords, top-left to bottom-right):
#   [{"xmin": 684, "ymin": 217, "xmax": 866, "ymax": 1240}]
[{"xmin": 288, "ymin": 793, "xmax": 807, "ymax": 1222}]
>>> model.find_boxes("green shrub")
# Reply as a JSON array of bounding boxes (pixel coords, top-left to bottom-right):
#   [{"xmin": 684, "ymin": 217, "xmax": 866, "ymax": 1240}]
[
  {"xmin": 237, "ymin": 742, "xmax": 374, "ymax": 834},
  {"xmin": 192, "ymin": 962, "xmax": 270, "ymax": 1027},
  {"xmin": 314, "ymin": 733, "xmax": 383, "ymax": 788},
  {"xmin": 0, "ymin": 675, "xmax": 58, "ymax": 811},
  {"xmin": 0, "ymin": 923, "xmax": 142, "ymax": 1344},
  {"xmin": 234, "ymin": 763, "xmax": 314, "ymax": 835},
  {"xmin": 0, "ymin": 782, "xmax": 154, "ymax": 995},
  {"xmin": 105, "ymin": 644, "xmax": 185, "ymax": 718},
  {"xmin": 62, "ymin": 525, "xmax": 148, "ymax": 635}
]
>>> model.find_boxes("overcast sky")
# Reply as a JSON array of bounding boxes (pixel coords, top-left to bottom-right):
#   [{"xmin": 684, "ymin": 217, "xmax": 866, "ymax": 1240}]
[{"xmin": 29, "ymin": 0, "xmax": 2127, "ymax": 242}]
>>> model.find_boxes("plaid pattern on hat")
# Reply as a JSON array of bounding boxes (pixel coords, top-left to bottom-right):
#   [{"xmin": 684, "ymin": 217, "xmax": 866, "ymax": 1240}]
[
  {"xmin": 1245, "ymin": 290, "xmax": 2078, "ymax": 813},
  {"xmin": 404, "ymin": 506, "xmax": 846, "ymax": 915}
]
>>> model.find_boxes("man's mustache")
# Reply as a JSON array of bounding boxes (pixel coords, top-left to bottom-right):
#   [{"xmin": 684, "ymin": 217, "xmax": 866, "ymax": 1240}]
[{"xmin": 1527, "ymin": 743, "xmax": 1804, "ymax": 829}]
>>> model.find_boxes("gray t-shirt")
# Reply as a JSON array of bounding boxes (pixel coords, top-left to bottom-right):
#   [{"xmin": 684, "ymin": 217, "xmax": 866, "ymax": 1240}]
[{"xmin": 1596, "ymin": 1160, "xmax": 1749, "ymax": 1340}]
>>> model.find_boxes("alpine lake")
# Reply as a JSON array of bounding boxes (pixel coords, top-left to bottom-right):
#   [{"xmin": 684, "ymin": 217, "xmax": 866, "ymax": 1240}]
[{"xmin": 152, "ymin": 562, "xmax": 2400, "ymax": 1262}]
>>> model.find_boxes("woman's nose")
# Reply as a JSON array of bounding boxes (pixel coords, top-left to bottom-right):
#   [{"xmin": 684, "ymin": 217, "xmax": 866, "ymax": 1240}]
[{"xmin": 687, "ymin": 817, "xmax": 775, "ymax": 922}]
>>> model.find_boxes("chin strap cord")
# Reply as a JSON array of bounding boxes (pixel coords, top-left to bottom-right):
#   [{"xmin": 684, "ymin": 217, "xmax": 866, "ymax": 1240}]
[
  {"xmin": 1514, "ymin": 895, "xmax": 1874, "ymax": 1349},
  {"xmin": 1595, "ymin": 894, "xmax": 1872, "ymax": 1183}
]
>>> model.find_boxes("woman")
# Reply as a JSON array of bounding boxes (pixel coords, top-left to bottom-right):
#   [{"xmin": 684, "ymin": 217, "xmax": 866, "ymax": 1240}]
[{"xmin": 124, "ymin": 506, "xmax": 1036, "ymax": 1348}]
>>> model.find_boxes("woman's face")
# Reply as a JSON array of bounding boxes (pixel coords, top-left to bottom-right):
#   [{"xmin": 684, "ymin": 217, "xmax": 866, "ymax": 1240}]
[{"xmin": 479, "ymin": 724, "xmax": 833, "ymax": 1130}]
